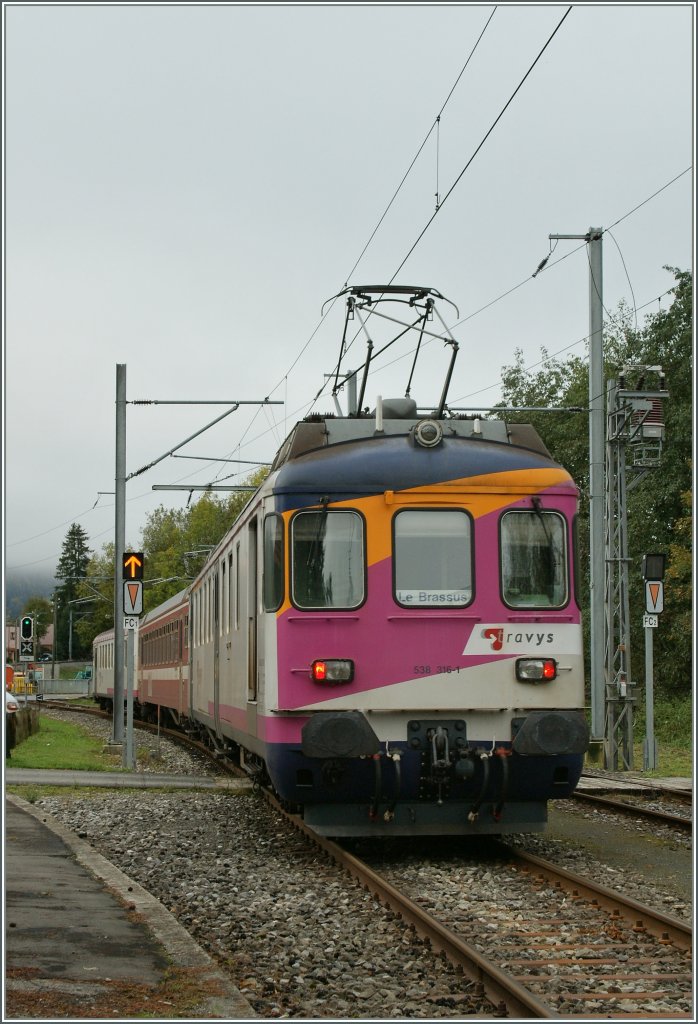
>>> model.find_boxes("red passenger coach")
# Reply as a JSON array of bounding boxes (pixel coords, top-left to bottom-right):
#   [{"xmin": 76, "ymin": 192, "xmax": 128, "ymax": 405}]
[
  {"xmin": 137, "ymin": 589, "xmax": 190, "ymax": 725},
  {"xmin": 92, "ymin": 626, "xmax": 133, "ymax": 712},
  {"xmin": 93, "ymin": 589, "xmax": 189, "ymax": 725}
]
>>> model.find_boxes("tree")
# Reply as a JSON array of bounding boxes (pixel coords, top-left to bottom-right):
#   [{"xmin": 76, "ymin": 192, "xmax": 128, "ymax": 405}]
[
  {"xmin": 141, "ymin": 470, "xmax": 268, "ymax": 612},
  {"xmin": 498, "ymin": 267, "xmax": 692, "ymax": 695},
  {"xmin": 62, "ymin": 470, "xmax": 271, "ymax": 657},
  {"xmin": 74, "ymin": 544, "xmax": 116, "ymax": 652},
  {"xmin": 54, "ymin": 523, "xmax": 92, "ymax": 659}
]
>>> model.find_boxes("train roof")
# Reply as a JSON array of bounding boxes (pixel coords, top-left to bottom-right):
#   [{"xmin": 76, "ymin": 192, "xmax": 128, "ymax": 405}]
[
  {"xmin": 271, "ymin": 399, "xmax": 553, "ymax": 470},
  {"xmin": 139, "ymin": 587, "xmax": 189, "ymax": 627},
  {"xmin": 268, "ymin": 402, "xmax": 575, "ymax": 510}
]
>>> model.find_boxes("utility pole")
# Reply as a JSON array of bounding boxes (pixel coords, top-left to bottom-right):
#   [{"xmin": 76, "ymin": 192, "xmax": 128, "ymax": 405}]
[
  {"xmin": 51, "ymin": 596, "xmax": 58, "ymax": 679},
  {"xmin": 113, "ymin": 364, "xmax": 126, "ymax": 745},
  {"xmin": 111, "ymin": 372, "xmax": 281, "ymax": 759},
  {"xmin": 549, "ymin": 228, "xmax": 605, "ymax": 744}
]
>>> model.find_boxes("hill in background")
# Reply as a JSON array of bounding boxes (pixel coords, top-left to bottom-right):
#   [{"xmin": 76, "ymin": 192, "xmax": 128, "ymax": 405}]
[{"xmin": 4, "ymin": 569, "xmax": 56, "ymax": 620}]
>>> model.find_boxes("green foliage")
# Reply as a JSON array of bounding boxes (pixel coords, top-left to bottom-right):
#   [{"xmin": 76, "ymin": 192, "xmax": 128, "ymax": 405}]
[
  {"xmin": 629, "ymin": 693, "xmax": 693, "ymax": 777},
  {"xmin": 634, "ymin": 692, "xmax": 693, "ymax": 747},
  {"xmin": 498, "ymin": 267, "xmax": 692, "ymax": 696},
  {"xmin": 74, "ymin": 544, "xmax": 116, "ymax": 650},
  {"xmin": 142, "ymin": 469, "xmax": 268, "ymax": 612},
  {"xmin": 72, "ymin": 469, "xmax": 270, "ymax": 651}
]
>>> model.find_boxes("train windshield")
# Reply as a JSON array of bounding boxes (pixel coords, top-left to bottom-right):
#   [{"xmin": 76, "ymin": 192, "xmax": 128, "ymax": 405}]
[
  {"xmin": 292, "ymin": 510, "xmax": 365, "ymax": 609},
  {"xmin": 394, "ymin": 509, "xmax": 473, "ymax": 607},
  {"xmin": 500, "ymin": 510, "xmax": 567, "ymax": 607}
]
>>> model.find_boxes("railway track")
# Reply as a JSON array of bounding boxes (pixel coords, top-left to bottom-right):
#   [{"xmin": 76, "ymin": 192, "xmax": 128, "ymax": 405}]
[
  {"xmin": 270, "ymin": 800, "xmax": 693, "ymax": 1018},
  {"xmin": 40, "ymin": 701, "xmax": 693, "ymax": 1017},
  {"xmin": 572, "ymin": 790, "xmax": 692, "ymax": 831}
]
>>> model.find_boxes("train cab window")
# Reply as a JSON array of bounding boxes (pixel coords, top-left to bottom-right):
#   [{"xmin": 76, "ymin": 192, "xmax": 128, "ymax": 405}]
[
  {"xmin": 292, "ymin": 510, "xmax": 365, "ymax": 609},
  {"xmin": 263, "ymin": 514, "xmax": 285, "ymax": 611},
  {"xmin": 394, "ymin": 509, "xmax": 473, "ymax": 607},
  {"xmin": 500, "ymin": 510, "xmax": 567, "ymax": 608}
]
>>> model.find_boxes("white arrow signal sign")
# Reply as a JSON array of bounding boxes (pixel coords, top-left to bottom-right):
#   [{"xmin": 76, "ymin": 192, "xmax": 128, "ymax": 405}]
[{"xmin": 124, "ymin": 580, "xmax": 143, "ymax": 615}]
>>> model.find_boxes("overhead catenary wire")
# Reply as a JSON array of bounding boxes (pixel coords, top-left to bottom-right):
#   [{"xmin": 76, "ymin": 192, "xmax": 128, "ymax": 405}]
[
  {"xmin": 7, "ymin": 255, "xmax": 680, "ymax": 571},
  {"xmin": 9, "ymin": 94, "xmax": 689, "ymax": 567},
  {"xmin": 304, "ymin": 161, "xmax": 688, "ymax": 416},
  {"xmin": 605, "ymin": 230, "xmax": 638, "ymax": 332},
  {"xmin": 310, "ymin": 6, "xmax": 575, "ymax": 398},
  {"xmin": 387, "ymin": 6, "xmax": 573, "ymax": 284},
  {"xmin": 341, "ymin": 5, "xmax": 498, "ymax": 289},
  {"xmin": 254, "ymin": 6, "xmax": 499, "ymax": 416}
]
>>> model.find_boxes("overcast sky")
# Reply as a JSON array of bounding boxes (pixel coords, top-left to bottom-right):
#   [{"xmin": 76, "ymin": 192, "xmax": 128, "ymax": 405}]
[{"xmin": 3, "ymin": 2, "xmax": 694, "ymax": 585}]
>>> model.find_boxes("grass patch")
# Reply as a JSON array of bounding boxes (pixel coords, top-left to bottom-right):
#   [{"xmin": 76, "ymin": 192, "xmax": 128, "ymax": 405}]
[
  {"xmin": 634, "ymin": 693, "xmax": 693, "ymax": 776},
  {"xmin": 586, "ymin": 693, "xmax": 693, "ymax": 777},
  {"xmin": 6, "ymin": 716, "xmax": 122, "ymax": 771},
  {"xmin": 632, "ymin": 744, "xmax": 693, "ymax": 777}
]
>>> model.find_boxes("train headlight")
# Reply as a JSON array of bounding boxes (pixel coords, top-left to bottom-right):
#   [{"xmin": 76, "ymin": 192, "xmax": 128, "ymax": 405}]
[
  {"xmin": 515, "ymin": 658, "xmax": 557, "ymax": 683},
  {"xmin": 414, "ymin": 419, "xmax": 443, "ymax": 448},
  {"xmin": 311, "ymin": 659, "xmax": 354, "ymax": 684}
]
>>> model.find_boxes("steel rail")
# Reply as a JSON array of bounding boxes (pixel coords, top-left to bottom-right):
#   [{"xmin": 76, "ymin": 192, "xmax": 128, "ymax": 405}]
[
  {"xmin": 505, "ymin": 844, "xmax": 692, "ymax": 951},
  {"xmin": 573, "ymin": 790, "xmax": 692, "ymax": 830},
  {"xmin": 41, "ymin": 703, "xmax": 691, "ymax": 1016},
  {"xmin": 265, "ymin": 793, "xmax": 559, "ymax": 1019}
]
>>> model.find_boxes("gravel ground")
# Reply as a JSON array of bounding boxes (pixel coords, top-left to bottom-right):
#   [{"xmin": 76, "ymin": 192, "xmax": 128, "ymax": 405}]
[{"xmin": 22, "ymin": 709, "xmax": 695, "ymax": 1019}]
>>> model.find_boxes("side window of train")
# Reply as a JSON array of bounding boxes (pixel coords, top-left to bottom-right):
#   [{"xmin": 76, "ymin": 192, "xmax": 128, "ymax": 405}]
[
  {"xmin": 263, "ymin": 513, "xmax": 285, "ymax": 611},
  {"xmin": 228, "ymin": 552, "xmax": 233, "ymax": 632},
  {"xmin": 234, "ymin": 542, "xmax": 241, "ymax": 630},
  {"xmin": 500, "ymin": 510, "xmax": 568, "ymax": 608},
  {"xmin": 291, "ymin": 510, "xmax": 365, "ymax": 609},
  {"xmin": 394, "ymin": 509, "xmax": 473, "ymax": 607},
  {"xmin": 222, "ymin": 559, "xmax": 227, "ymax": 634},
  {"xmin": 572, "ymin": 514, "xmax": 581, "ymax": 609}
]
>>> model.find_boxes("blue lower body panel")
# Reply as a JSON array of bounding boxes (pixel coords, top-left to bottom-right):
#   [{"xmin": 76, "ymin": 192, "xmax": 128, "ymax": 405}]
[{"xmin": 264, "ymin": 741, "xmax": 584, "ymax": 837}]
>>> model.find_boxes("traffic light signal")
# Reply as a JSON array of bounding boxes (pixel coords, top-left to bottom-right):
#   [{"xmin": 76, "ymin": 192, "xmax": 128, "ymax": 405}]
[
  {"xmin": 122, "ymin": 552, "xmax": 144, "ymax": 580},
  {"xmin": 20, "ymin": 616, "xmax": 34, "ymax": 641}
]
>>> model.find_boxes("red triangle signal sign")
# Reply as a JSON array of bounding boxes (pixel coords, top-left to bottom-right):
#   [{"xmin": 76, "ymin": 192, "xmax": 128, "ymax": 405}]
[{"xmin": 645, "ymin": 580, "xmax": 664, "ymax": 614}]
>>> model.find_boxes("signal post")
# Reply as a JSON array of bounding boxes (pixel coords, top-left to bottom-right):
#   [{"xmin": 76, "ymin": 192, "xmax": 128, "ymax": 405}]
[
  {"xmin": 122, "ymin": 551, "xmax": 143, "ymax": 770},
  {"xmin": 19, "ymin": 616, "xmax": 34, "ymax": 664},
  {"xmin": 642, "ymin": 553, "xmax": 666, "ymax": 771}
]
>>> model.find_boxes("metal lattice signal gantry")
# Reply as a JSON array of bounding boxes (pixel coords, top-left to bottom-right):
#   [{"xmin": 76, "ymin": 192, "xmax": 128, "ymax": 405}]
[{"xmin": 603, "ymin": 365, "xmax": 668, "ymax": 770}]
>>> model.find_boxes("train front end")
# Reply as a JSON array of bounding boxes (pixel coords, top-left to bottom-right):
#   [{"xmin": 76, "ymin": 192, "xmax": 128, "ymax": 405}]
[{"xmin": 262, "ymin": 406, "xmax": 589, "ymax": 837}]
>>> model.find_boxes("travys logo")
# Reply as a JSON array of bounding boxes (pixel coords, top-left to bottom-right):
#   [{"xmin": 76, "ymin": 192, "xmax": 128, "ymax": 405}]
[
  {"xmin": 482, "ymin": 628, "xmax": 505, "ymax": 651},
  {"xmin": 463, "ymin": 624, "xmax": 582, "ymax": 656},
  {"xmin": 482, "ymin": 627, "xmax": 554, "ymax": 651}
]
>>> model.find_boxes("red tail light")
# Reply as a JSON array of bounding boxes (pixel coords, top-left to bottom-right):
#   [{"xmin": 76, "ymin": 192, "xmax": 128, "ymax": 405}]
[
  {"xmin": 311, "ymin": 659, "xmax": 354, "ymax": 684},
  {"xmin": 516, "ymin": 658, "xmax": 558, "ymax": 683}
]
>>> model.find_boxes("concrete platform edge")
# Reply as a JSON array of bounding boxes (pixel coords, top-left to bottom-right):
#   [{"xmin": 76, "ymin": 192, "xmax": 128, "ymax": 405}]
[{"xmin": 6, "ymin": 793, "xmax": 257, "ymax": 1019}]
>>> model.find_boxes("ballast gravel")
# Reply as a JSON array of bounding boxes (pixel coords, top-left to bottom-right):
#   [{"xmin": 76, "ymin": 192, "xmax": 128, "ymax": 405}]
[{"xmin": 27, "ymin": 709, "xmax": 694, "ymax": 1019}]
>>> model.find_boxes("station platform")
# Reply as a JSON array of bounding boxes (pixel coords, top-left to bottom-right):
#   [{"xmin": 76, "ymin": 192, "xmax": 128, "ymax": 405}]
[{"xmin": 4, "ymin": 795, "xmax": 256, "ymax": 1019}]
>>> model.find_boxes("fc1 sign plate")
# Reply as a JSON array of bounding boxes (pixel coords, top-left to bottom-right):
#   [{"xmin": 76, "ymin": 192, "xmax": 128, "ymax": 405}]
[
  {"xmin": 643, "ymin": 613, "xmax": 659, "ymax": 628},
  {"xmin": 123, "ymin": 616, "xmax": 139, "ymax": 631}
]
